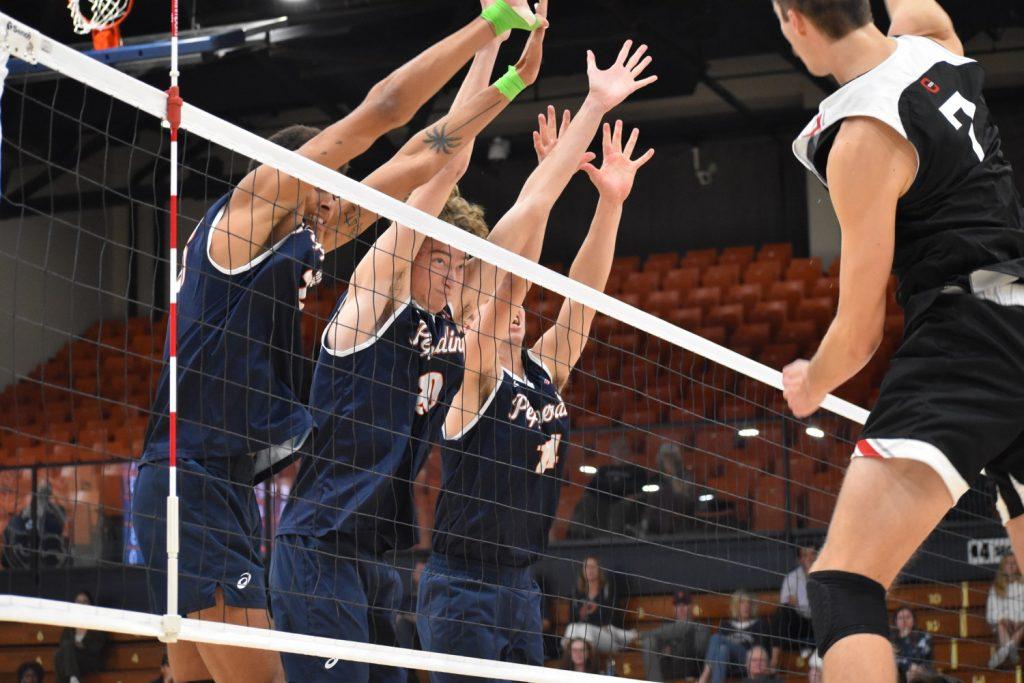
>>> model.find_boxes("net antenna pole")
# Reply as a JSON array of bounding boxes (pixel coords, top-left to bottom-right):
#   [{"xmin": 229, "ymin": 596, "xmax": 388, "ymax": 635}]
[{"xmin": 161, "ymin": 0, "xmax": 183, "ymax": 643}]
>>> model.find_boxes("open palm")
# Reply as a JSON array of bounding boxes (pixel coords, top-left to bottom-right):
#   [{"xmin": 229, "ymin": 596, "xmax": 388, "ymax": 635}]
[
  {"xmin": 587, "ymin": 40, "xmax": 658, "ymax": 112},
  {"xmin": 581, "ymin": 120, "xmax": 655, "ymax": 203}
]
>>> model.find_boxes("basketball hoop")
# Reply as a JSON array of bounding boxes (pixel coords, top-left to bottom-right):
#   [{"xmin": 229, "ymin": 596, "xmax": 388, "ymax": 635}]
[{"xmin": 67, "ymin": 0, "xmax": 134, "ymax": 50}]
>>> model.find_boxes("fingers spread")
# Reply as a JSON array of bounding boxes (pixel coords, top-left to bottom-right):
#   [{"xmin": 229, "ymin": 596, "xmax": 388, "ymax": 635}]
[
  {"xmin": 615, "ymin": 40, "xmax": 633, "ymax": 66},
  {"xmin": 623, "ymin": 127, "xmax": 639, "ymax": 158},
  {"xmin": 612, "ymin": 119, "xmax": 624, "ymax": 149},
  {"xmin": 634, "ymin": 148, "xmax": 655, "ymax": 168},
  {"xmin": 625, "ymin": 43, "xmax": 648, "ymax": 70},
  {"xmin": 631, "ymin": 55, "xmax": 653, "ymax": 77}
]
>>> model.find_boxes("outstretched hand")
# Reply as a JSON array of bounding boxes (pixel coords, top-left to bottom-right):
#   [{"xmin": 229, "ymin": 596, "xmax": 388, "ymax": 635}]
[
  {"xmin": 586, "ymin": 40, "xmax": 657, "ymax": 112},
  {"xmin": 580, "ymin": 120, "xmax": 654, "ymax": 203},
  {"xmin": 532, "ymin": 105, "xmax": 596, "ymax": 169},
  {"xmin": 513, "ymin": 0, "xmax": 549, "ymax": 86}
]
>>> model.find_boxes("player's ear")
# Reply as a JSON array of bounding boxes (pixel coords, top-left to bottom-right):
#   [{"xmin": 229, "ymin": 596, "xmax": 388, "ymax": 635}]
[{"xmin": 788, "ymin": 7, "xmax": 810, "ymax": 36}]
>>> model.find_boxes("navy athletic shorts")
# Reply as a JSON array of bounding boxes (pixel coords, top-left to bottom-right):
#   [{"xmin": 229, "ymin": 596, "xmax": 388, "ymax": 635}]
[
  {"xmin": 416, "ymin": 554, "xmax": 543, "ymax": 683},
  {"xmin": 131, "ymin": 455, "xmax": 266, "ymax": 616},
  {"xmin": 270, "ymin": 534, "xmax": 404, "ymax": 683}
]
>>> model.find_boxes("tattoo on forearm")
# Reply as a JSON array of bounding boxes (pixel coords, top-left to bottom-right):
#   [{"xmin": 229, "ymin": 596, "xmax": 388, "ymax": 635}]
[
  {"xmin": 424, "ymin": 123, "xmax": 462, "ymax": 155},
  {"xmin": 422, "ymin": 100, "xmax": 503, "ymax": 155}
]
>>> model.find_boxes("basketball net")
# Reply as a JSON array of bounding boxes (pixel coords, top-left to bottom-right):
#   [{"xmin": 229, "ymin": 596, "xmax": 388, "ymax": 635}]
[{"xmin": 67, "ymin": 0, "xmax": 134, "ymax": 50}]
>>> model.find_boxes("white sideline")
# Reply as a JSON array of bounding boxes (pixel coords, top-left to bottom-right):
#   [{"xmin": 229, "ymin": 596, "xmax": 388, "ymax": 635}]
[
  {"xmin": 0, "ymin": 595, "xmax": 611, "ymax": 682},
  {"xmin": 0, "ymin": 12, "xmax": 869, "ymax": 428}
]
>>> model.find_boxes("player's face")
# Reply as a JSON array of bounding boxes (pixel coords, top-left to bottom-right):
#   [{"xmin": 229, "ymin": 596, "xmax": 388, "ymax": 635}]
[
  {"xmin": 508, "ymin": 304, "xmax": 526, "ymax": 347},
  {"xmin": 311, "ymin": 190, "xmax": 341, "ymax": 239},
  {"xmin": 412, "ymin": 239, "xmax": 467, "ymax": 313},
  {"xmin": 773, "ymin": 2, "xmax": 831, "ymax": 78}
]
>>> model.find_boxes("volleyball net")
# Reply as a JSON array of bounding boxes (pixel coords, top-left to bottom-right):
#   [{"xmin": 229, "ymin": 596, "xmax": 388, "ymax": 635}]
[{"xmin": 0, "ymin": 11, "xmax": 1011, "ymax": 682}]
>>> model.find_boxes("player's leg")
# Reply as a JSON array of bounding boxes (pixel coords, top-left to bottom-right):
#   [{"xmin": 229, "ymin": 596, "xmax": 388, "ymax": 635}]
[
  {"xmin": 359, "ymin": 556, "xmax": 406, "ymax": 683},
  {"xmin": 187, "ymin": 593, "xmax": 283, "ymax": 683},
  {"xmin": 166, "ymin": 640, "xmax": 212, "ymax": 683},
  {"xmin": 416, "ymin": 561, "xmax": 500, "ymax": 683},
  {"xmin": 270, "ymin": 535, "xmax": 372, "ymax": 682},
  {"xmin": 503, "ymin": 574, "xmax": 545, "ymax": 668},
  {"xmin": 809, "ymin": 456, "xmax": 954, "ymax": 683}
]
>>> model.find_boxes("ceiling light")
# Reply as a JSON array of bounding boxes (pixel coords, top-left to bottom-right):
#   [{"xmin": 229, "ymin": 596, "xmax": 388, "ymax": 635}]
[
  {"xmin": 642, "ymin": 483, "xmax": 660, "ymax": 493},
  {"xmin": 579, "ymin": 465, "xmax": 598, "ymax": 475},
  {"xmin": 738, "ymin": 427, "xmax": 759, "ymax": 438},
  {"xmin": 805, "ymin": 427, "xmax": 825, "ymax": 439},
  {"xmin": 698, "ymin": 493, "xmax": 715, "ymax": 502}
]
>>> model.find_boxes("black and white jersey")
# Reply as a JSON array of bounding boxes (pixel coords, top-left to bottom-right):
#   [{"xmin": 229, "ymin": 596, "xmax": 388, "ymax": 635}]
[{"xmin": 794, "ymin": 35, "xmax": 1024, "ymax": 317}]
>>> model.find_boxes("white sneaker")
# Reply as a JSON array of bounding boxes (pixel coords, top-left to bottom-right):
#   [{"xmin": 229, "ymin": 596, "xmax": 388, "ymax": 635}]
[{"xmin": 989, "ymin": 642, "xmax": 1011, "ymax": 669}]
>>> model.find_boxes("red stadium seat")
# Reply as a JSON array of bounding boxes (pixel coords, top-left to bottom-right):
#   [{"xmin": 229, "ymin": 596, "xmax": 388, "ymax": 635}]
[
  {"xmin": 729, "ymin": 323, "xmax": 772, "ymax": 355},
  {"xmin": 622, "ymin": 271, "xmax": 662, "ymax": 295},
  {"xmin": 743, "ymin": 260, "xmax": 783, "ymax": 287},
  {"xmin": 785, "ymin": 257, "xmax": 824, "ymax": 286},
  {"xmin": 766, "ymin": 280, "xmax": 806, "ymax": 316},
  {"xmin": 757, "ymin": 243, "xmax": 793, "ymax": 265},
  {"xmin": 718, "ymin": 246, "xmax": 756, "ymax": 268},
  {"xmin": 794, "ymin": 297, "xmax": 836, "ymax": 334},
  {"xmin": 694, "ymin": 325, "xmax": 727, "ymax": 346},
  {"xmin": 747, "ymin": 301, "xmax": 789, "ymax": 334},
  {"xmin": 827, "ymin": 258, "xmax": 841, "ymax": 278},
  {"xmin": 603, "ymin": 271, "xmax": 623, "ymax": 295},
  {"xmin": 681, "ymin": 248, "xmax": 718, "ymax": 271},
  {"xmin": 775, "ymin": 321, "xmax": 818, "ymax": 351},
  {"xmin": 665, "ymin": 307, "xmax": 703, "ymax": 331},
  {"xmin": 809, "ymin": 277, "xmax": 839, "ymax": 304},
  {"xmin": 612, "ymin": 255, "xmax": 641, "ymax": 273},
  {"xmin": 684, "ymin": 287, "xmax": 722, "ymax": 313},
  {"xmin": 705, "ymin": 304, "xmax": 744, "ymax": 333},
  {"xmin": 595, "ymin": 390, "xmax": 629, "ymax": 419},
  {"xmin": 643, "ymin": 290, "xmax": 682, "ymax": 317},
  {"xmin": 621, "ymin": 406, "xmax": 662, "ymax": 427},
  {"xmin": 702, "ymin": 264, "xmax": 742, "ymax": 289},
  {"xmin": 757, "ymin": 343, "xmax": 800, "ymax": 370},
  {"xmin": 723, "ymin": 283, "xmax": 763, "ymax": 313},
  {"xmin": 644, "ymin": 252, "xmax": 680, "ymax": 274},
  {"xmin": 662, "ymin": 268, "xmax": 701, "ymax": 294}
]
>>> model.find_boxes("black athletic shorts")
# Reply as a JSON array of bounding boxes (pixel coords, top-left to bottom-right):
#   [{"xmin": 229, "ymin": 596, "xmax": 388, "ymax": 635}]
[{"xmin": 855, "ymin": 284, "xmax": 1024, "ymax": 522}]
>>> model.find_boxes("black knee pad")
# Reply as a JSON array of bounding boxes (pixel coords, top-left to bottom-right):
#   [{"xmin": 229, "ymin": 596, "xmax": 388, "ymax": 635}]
[{"xmin": 807, "ymin": 570, "xmax": 890, "ymax": 657}]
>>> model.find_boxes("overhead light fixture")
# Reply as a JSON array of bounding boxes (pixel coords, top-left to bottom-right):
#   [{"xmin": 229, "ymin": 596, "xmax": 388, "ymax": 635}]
[
  {"xmin": 579, "ymin": 465, "xmax": 598, "ymax": 475},
  {"xmin": 642, "ymin": 483, "xmax": 660, "ymax": 493},
  {"xmin": 738, "ymin": 427, "xmax": 760, "ymax": 438},
  {"xmin": 698, "ymin": 493, "xmax": 715, "ymax": 503},
  {"xmin": 805, "ymin": 427, "xmax": 826, "ymax": 439}
]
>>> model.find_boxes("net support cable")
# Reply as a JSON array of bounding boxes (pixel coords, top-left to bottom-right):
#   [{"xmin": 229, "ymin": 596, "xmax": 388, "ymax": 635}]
[{"xmin": 0, "ymin": 10, "xmax": 872, "ymax": 681}]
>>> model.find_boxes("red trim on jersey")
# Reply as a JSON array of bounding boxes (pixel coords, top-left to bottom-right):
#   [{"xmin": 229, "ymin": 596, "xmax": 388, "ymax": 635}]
[
  {"xmin": 806, "ymin": 113, "xmax": 824, "ymax": 138},
  {"xmin": 856, "ymin": 439, "xmax": 883, "ymax": 458}
]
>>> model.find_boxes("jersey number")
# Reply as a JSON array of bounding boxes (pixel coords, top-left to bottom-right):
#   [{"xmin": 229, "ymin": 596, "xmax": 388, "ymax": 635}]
[
  {"xmin": 415, "ymin": 372, "xmax": 444, "ymax": 415},
  {"xmin": 535, "ymin": 434, "xmax": 562, "ymax": 474},
  {"xmin": 939, "ymin": 91, "xmax": 984, "ymax": 162}
]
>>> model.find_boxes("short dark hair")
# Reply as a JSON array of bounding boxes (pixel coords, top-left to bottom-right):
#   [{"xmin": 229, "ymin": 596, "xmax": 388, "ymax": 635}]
[
  {"xmin": 17, "ymin": 661, "xmax": 44, "ymax": 683},
  {"xmin": 247, "ymin": 124, "xmax": 330, "ymax": 174},
  {"xmin": 775, "ymin": 0, "xmax": 873, "ymax": 39}
]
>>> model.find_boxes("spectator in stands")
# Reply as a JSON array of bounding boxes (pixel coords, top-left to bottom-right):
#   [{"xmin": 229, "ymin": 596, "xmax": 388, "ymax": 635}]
[
  {"xmin": 987, "ymin": 553, "xmax": 1024, "ymax": 668},
  {"xmin": 641, "ymin": 443, "xmax": 697, "ymax": 536},
  {"xmin": 743, "ymin": 644, "xmax": 780, "ymax": 683},
  {"xmin": 53, "ymin": 591, "xmax": 108, "ymax": 683},
  {"xmin": 697, "ymin": 590, "xmax": 772, "ymax": 683},
  {"xmin": 17, "ymin": 661, "xmax": 44, "ymax": 683},
  {"xmin": 559, "ymin": 638, "xmax": 601, "ymax": 674},
  {"xmin": 2, "ymin": 483, "xmax": 68, "ymax": 569},
  {"xmin": 562, "ymin": 556, "xmax": 638, "ymax": 653},
  {"xmin": 639, "ymin": 590, "xmax": 709, "ymax": 681},
  {"xmin": 148, "ymin": 653, "xmax": 173, "ymax": 683},
  {"xmin": 771, "ymin": 545, "xmax": 816, "ymax": 661},
  {"xmin": 892, "ymin": 606, "xmax": 933, "ymax": 678}
]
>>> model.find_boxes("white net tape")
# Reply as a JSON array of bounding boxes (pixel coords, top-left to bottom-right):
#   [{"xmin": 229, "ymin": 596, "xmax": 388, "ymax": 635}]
[{"xmin": 67, "ymin": 0, "xmax": 131, "ymax": 35}]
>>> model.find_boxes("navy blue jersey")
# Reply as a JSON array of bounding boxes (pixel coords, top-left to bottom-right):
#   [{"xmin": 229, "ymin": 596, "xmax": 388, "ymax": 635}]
[
  {"xmin": 276, "ymin": 296, "xmax": 465, "ymax": 554},
  {"xmin": 143, "ymin": 192, "xmax": 323, "ymax": 471},
  {"xmin": 433, "ymin": 349, "xmax": 569, "ymax": 568}
]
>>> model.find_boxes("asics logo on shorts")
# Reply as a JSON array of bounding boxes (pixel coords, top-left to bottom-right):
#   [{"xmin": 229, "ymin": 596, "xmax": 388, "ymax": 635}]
[
  {"xmin": 324, "ymin": 658, "xmax": 338, "ymax": 670},
  {"xmin": 236, "ymin": 572, "xmax": 252, "ymax": 589}
]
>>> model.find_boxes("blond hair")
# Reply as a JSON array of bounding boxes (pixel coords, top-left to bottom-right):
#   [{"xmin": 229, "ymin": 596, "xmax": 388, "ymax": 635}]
[
  {"xmin": 730, "ymin": 589, "xmax": 758, "ymax": 620},
  {"xmin": 439, "ymin": 187, "xmax": 489, "ymax": 239},
  {"xmin": 995, "ymin": 554, "xmax": 1020, "ymax": 597}
]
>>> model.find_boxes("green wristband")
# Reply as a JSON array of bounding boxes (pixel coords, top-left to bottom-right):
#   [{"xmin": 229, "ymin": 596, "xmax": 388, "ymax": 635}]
[
  {"xmin": 480, "ymin": 0, "xmax": 539, "ymax": 36},
  {"xmin": 493, "ymin": 65, "xmax": 527, "ymax": 101}
]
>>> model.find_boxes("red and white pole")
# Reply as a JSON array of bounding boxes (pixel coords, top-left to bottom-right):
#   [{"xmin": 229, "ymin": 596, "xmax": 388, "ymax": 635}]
[{"xmin": 164, "ymin": 0, "xmax": 182, "ymax": 627}]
